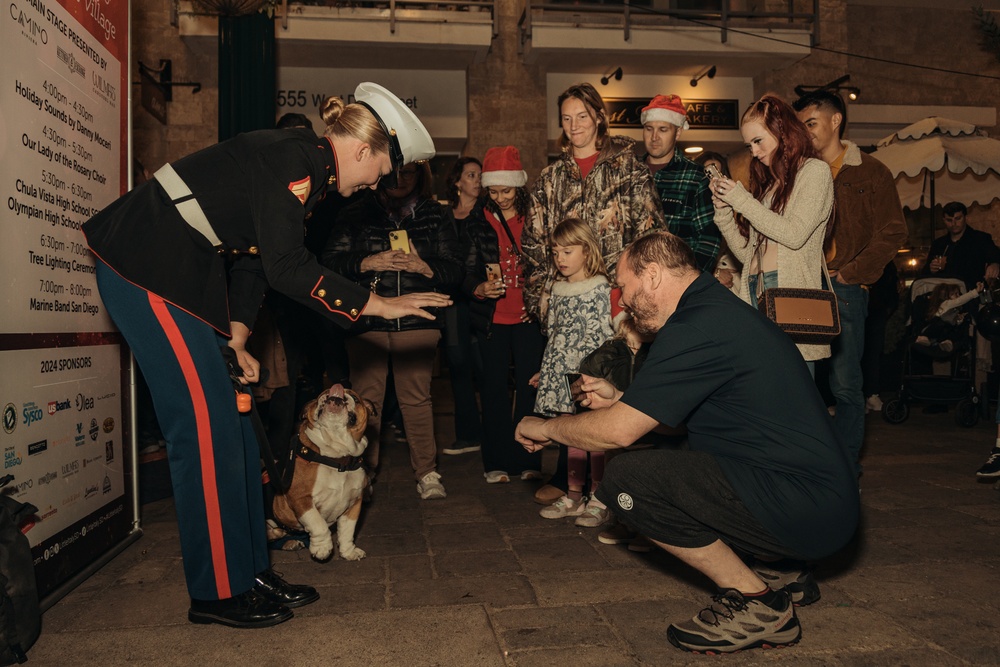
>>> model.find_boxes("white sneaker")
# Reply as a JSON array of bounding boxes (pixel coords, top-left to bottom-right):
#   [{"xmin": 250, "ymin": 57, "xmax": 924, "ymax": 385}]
[
  {"xmin": 417, "ymin": 471, "xmax": 446, "ymax": 499},
  {"xmin": 539, "ymin": 495, "xmax": 587, "ymax": 519},
  {"xmin": 865, "ymin": 395, "xmax": 883, "ymax": 413},
  {"xmin": 575, "ymin": 500, "xmax": 611, "ymax": 527},
  {"xmin": 484, "ymin": 470, "xmax": 510, "ymax": 484}
]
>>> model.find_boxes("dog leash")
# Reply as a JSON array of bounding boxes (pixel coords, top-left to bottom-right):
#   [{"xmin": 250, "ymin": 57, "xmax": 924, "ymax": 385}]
[{"xmin": 221, "ymin": 346, "xmax": 295, "ymax": 493}]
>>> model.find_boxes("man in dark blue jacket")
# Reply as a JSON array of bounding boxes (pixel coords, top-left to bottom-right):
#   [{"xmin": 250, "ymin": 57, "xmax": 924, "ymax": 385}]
[{"xmin": 921, "ymin": 201, "xmax": 1000, "ymax": 290}]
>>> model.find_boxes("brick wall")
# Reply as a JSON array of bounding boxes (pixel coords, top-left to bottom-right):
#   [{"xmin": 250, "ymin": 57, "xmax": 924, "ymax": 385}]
[{"xmin": 131, "ymin": 0, "xmax": 218, "ymax": 174}]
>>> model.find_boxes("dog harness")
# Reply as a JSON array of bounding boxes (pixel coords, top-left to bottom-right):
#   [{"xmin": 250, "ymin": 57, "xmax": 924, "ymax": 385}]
[{"xmin": 295, "ymin": 446, "xmax": 365, "ymax": 473}]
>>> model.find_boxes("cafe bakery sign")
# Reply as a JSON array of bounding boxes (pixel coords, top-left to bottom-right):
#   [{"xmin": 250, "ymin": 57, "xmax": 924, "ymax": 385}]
[{"xmin": 605, "ymin": 98, "xmax": 739, "ymax": 130}]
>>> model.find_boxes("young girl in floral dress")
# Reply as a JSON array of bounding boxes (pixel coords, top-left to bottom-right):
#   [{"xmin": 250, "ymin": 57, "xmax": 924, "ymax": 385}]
[{"xmin": 532, "ymin": 217, "xmax": 614, "ymax": 525}]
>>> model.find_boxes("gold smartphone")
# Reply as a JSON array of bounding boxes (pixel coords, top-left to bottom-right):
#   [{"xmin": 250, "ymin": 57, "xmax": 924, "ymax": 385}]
[
  {"xmin": 389, "ymin": 230, "xmax": 410, "ymax": 253},
  {"xmin": 704, "ymin": 164, "xmax": 722, "ymax": 181},
  {"xmin": 485, "ymin": 263, "xmax": 502, "ymax": 283}
]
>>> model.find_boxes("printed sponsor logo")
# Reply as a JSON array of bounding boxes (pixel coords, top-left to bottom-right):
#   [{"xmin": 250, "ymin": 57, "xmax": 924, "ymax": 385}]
[
  {"xmin": 102, "ymin": 476, "xmax": 112, "ymax": 494},
  {"xmin": 11, "ymin": 479, "xmax": 32, "ymax": 495},
  {"xmin": 105, "ymin": 441, "xmax": 114, "ymax": 462},
  {"xmin": 84, "ymin": 484, "xmax": 99, "ymax": 499},
  {"xmin": 3, "ymin": 446, "xmax": 23, "ymax": 469},
  {"xmin": 61, "ymin": 460, "xmax": 80, "ymax": 478},
  {"xmin": 37, "ymin": 471, "xmax": 57, "ymax": 485},
  {"xmin": 39, "ymin": 506, "xmax": 57, "ymax": 521},
  {"xmin": 82, "ymin": 454, "xmax": 102, "ymax": 467},
  {"xmin": 102, "ymin": 417, "xmax": 114, "ymax": 434},
  {"xmin": 75, "ymin": 393, "xmax": 94, "ymax": 412},
  {"xmin": 27, "ymin": 439, "xmax": 47, "ymax": 455},
  {"xmin": 3, "ymin": 403, "xmax": 16, "ymax": 434},
  {"xmin": 76, "ymin": 422, "xmax": 83, "ymax": 434},
  {"xmin": 96, "ymin": 392, "xmax": 117, "ymax": 401},
  {"xmin": 47, "ymin": 398, "xmax": 71, "ymax": 415},
  {"xmin": 89, "ymin": 418, "xmax": 99, "ymax": 441},
  {"xmin": 22, "ymin": 401, "xmax": 43, "ymax": 427},
  {"xmin": 62, "ymin": 491, "xmax": 82, "ymax": 506}
]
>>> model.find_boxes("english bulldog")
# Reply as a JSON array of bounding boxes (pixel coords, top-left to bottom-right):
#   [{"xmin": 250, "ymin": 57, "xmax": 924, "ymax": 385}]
[{"xmin": 270, "ymin": 384, "xmax": 374, "ymax": 562}]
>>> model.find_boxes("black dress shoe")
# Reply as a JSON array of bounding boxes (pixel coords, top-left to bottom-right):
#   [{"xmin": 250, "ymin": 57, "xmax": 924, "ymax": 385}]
[
  {"xmin": 189, "ymin": 589, "xmax": 292, "ymax": 628},
  {"xmin": 254, "ymin": 568, "xmax": 320, "ymax": 608}
]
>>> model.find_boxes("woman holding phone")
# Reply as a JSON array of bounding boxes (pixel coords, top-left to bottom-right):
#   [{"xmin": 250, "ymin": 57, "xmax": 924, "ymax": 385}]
[
  {"xmin": 460, "ymin": 146, "xmax": 545, "ymax": 484},
  {"xmin": 709, "ymin": 94, "xmax": 834, "ymax": 369},
  {"xmin": 321, "ymin": 161, "xmax": 462, "ymax": 499}
]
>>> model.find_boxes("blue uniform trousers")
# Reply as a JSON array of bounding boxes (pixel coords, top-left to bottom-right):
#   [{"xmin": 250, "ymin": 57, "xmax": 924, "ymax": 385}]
[{"xmin": 97, "ymin": 262, "xmax": 268, "ymax": 600}]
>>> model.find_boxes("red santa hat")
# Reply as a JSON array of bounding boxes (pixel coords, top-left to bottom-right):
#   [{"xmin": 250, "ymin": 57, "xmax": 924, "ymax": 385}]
[
  {"xmin": 640, "ymin": 94, "xmax": 690, "ymax": 130},
  {"xmin": 480, "ymin": 145, "xmax": 527, "ymax": 188}
]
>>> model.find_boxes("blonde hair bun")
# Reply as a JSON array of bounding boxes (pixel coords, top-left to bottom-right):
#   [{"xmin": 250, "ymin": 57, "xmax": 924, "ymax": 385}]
[{"xmin": 319, "ymin": 95, "xmax": 345, "ymax": 126}]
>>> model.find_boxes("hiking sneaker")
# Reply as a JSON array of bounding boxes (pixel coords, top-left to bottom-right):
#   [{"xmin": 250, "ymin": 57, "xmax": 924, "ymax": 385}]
[
  {"xmin": 443, "ymin": 441, "xmax": 481, "ymax": 455},
  {"xmin": 575, "ymin": 500, "xmax": 611, "ymax": 527},
  {"xmin": 752, "ymin": 562, "xmax": 821, "ymax": 606},
  {"xmin": 539, "ymin": 495, "xmax": 587, "ymax": 519},
  {"xmin": 417, "ymin": 471, "xmax": 446, "ymax": 499},
  {"xmin": 666, "ymin": 589, "xmax": 801, "ymax": 654},
  {"xmin": 976, "ymin": 447, "xmax": 1000, "ymax": 478},
  {"xmin": 484, "ymin": 470, "xmax": 510, "ymax": 484}
]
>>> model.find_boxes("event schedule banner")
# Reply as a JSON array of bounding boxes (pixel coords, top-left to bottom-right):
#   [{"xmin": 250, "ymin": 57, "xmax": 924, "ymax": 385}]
[{"xmin": 1, "ymin": 0, "xmax": 133, "ymax": 600}]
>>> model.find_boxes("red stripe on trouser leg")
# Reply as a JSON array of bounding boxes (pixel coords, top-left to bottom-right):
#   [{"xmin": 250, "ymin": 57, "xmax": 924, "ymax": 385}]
[{"xmin": 148, "ymin": 293, "xmax": 232, "ymax": 599}]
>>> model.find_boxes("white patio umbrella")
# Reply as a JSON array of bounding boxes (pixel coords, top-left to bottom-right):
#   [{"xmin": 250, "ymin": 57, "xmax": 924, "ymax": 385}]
[{"xmin": 871, "ymin": 116, "xmax": 1000, "ymax": 211}]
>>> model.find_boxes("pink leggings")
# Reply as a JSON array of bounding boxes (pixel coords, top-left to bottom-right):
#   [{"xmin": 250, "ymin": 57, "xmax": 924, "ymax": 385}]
[{"xmin": 567, "ymin": 446, "xmax": 604, "ymax": 497}]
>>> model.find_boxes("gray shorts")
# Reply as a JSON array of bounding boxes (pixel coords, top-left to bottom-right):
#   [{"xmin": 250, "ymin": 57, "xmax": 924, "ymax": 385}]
[{"xmin": 595, "ymin": 449, "xmax": 802, "ymax": 561}]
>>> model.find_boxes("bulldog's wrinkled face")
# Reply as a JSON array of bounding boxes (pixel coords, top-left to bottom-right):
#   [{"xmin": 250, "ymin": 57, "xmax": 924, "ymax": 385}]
[{"xmin": 305, "ymin": 384, "xmax": 372, "ymax": 444}]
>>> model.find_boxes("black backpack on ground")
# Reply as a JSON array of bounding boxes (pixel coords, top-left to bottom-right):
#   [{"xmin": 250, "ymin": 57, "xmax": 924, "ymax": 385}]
[{"xmin": 0, "ymin": 475, "xmax": 40, "ymax": 665}]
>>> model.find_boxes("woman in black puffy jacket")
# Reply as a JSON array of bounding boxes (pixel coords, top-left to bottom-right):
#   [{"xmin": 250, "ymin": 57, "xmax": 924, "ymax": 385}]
[
  {"xmin": 321, "ymin": 162, "xmax": 461, "ymax": 499},
  {"xmin": 460, "ymin": 146, "xmax": 545, "ymax": 485}
]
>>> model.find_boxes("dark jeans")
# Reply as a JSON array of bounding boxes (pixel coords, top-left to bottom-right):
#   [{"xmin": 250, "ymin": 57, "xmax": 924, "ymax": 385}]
[
  {"xmin": 828, "ymin": 282, "xmax": 868, "ymax": 463},
  {"xmin": 478, "ymin": 321, "xmax": 544, "ymax": 475},
  {"xmin": 442, "ymin": 302, "xmax": 483, "ymax": 443}
]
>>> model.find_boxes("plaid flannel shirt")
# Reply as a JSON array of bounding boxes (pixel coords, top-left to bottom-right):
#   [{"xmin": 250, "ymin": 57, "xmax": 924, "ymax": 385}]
[{"xmin": 648, "ymin": 153, "xmax": 720, "ymax": 272}]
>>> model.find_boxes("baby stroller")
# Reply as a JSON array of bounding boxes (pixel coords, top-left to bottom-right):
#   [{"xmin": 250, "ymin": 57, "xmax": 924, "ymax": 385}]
[{"xmin": 882, "ymin": 277, "xmax": 981, "ymax": 427}]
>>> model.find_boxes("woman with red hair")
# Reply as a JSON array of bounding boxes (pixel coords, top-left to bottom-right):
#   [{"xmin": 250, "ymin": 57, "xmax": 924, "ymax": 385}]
[{"xmin": 710, "ymin": 94, "xmax": 834, "ymax": 369}]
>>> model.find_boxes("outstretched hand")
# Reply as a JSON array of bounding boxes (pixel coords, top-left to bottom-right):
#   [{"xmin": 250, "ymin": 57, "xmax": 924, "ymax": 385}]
[{"xmin": 366, "ymin": 292, "xmax": 453, "ymax": 321}]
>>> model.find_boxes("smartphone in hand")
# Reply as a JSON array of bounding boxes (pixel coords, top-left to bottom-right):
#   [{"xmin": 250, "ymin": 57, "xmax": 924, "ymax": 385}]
[
  {"xmin": 389, "ymin": 230, "xmax": 410, "ymax": 253},
  {"xmin": 486, "ymin": 263, "xmax": 503, "ymax": 283},
  {"xmin": 704, "ymin": 164, "xmax": 722, "ymax": 181},
  {"xmin": 565, "ymin": 372, "xmax": 583, "ymax": 399}
]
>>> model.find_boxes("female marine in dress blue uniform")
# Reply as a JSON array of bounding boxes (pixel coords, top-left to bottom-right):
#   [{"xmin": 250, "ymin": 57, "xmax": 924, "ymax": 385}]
[{"xmin": 83, "ymin": 83, "xmax": 445, "ymax": 628}]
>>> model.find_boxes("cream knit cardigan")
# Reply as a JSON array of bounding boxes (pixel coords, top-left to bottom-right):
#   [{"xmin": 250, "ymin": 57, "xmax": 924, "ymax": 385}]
[{"xmin": 714, "ymin": 157, "xmax": 835, "ymax": 361}]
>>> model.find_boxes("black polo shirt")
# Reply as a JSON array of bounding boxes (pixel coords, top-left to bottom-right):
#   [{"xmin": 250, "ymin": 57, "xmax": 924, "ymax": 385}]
[{"xmin": 621, "ymin": 273, "xmax": 859, "ymax": 560}]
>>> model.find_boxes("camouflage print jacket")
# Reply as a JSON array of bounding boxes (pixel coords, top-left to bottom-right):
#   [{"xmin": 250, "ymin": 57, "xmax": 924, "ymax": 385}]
[{"xmin": 522, "ymin": 135, "xmax": 664, "ymax": 319}]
